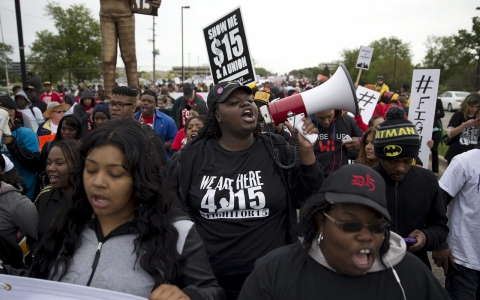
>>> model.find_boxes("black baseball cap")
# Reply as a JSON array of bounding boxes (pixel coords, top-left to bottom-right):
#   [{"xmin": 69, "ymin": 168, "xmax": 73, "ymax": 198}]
[
  {"xmin": 0, "ymin": 96, "xmax": 18, "ymax": 110},
  {"xmin": 185, "ymin": 103, "xmax": 208, "ymax": 116},
  {"xmin": 319, "ymin": 164, "xmax": 391, "ymax": 221},
  {"xmin": 207, "ymin": 81, "xmax": 252, "ymax": 111}
]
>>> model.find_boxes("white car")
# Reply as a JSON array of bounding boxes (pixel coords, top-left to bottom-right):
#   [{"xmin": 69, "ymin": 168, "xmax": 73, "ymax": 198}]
[{"xmin": 438, "ymin": 91, "xmax": 470, "ymax": 112}]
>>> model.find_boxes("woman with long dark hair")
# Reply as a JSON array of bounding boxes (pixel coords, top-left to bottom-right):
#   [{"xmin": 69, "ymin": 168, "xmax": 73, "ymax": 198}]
[
  {"xmin": 356, "ymin": 128, "xmax": 378, "ymax": 167},
  {"xmin": 30, "ymin": 118, "xmax": 223, "ymax": 300},
  {"xmin": 33, "ymin": 139, "xmax": 81, "ymax": 245},
  {"xmin": 37, "ymin": 115, "xmax": 82, "ymax": 194},
  {"xmin": 239, "ymin": 164, "xmax": 450, "ymax": 300}
]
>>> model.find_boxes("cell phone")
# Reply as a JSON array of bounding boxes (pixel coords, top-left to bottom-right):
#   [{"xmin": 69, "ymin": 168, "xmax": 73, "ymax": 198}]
[
  {"xmin": 342, "ymin": 135, "xmax": 352, "ymax": 143},
  {"xmin": 475, "ymin": 118, "xmax": 480, "ymax": 122},
  {"xmin": 403, "ymin": 238, "xmax": 417, "ymax": 245}
]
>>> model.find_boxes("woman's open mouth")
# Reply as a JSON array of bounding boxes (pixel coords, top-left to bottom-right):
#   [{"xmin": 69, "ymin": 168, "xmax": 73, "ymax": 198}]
[
  {"xmin": 352, "ymin": 248, "xmax": 373, "ymax": 272},
  {"xmin": 242, "ymin": 108, "xmax": 255, "ymax": 122}
]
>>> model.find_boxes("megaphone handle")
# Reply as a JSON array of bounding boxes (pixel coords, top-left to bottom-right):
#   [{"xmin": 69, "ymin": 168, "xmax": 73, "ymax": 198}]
[{"xmin": 287, "ymin": 114, "xmax": 318, "ymax": 144}]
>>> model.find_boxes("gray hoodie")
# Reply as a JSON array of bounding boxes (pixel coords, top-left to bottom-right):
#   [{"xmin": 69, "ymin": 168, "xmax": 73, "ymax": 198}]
[
  {"xmin": 15, "ymin": 90, "xmax": 44, "ymax": 132},
  {"xmin": 0, "ymin": 181, "xmax": 38, "ymax": 241}
]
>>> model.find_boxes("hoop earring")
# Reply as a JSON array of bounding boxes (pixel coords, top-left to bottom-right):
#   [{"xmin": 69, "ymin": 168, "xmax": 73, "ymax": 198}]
[{"xmin": 317, "ymin": 233, "xmax": 324, "ymax": 245}]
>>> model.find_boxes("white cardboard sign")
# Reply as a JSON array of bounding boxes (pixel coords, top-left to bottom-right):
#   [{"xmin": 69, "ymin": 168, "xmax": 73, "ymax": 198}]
[
  {"xmin": 355, "ymin": 86, "xmax": 379, "ymax": 126},
  {"xmin": 356, "ymin": 46, "xmax": 374, "ymax": 70},
  {"xmin": 407, "ymin": 69, "xmax": 441, "ymax": 168},
  {"xmin": 0, "ymin": 274, "xmax": 146, "ymax": 299}
]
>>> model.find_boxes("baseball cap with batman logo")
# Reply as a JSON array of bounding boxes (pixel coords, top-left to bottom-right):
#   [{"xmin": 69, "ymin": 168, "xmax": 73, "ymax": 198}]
[{"xmin": 374, "ymin": 106, "xmax": 420, "ymax": 159}]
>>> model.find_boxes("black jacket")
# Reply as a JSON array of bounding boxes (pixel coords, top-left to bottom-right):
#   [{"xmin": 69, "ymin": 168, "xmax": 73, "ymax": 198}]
[
  {"xmin": 73, "ymin": 93, "xmax": 96, "ymax": 140},
  {"xmin": 239, "ymin": 242, "xmax": 450, "ymax": 300},
  {"xmin": 373, "ymin": 164, "xmax": 448, "ymax": 268},
  {"xmin": 433, "ymin": 98, "xmax": 445, "ymax": 129}
]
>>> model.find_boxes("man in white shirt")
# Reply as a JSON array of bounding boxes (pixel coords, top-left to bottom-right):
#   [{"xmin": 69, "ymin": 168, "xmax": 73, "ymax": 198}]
[
  {"xmin": 435, "ymin": 145, "xmax": 480, "ymax": 300},
  {"xmin": 14, "ymin": 90, "xmax": 44, "ymax": 132}
]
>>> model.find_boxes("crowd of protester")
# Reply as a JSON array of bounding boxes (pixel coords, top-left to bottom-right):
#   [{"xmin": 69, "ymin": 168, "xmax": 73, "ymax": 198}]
[{"xmin": 0, "ymin": 75, "xmax": 479, "ymax": 300}]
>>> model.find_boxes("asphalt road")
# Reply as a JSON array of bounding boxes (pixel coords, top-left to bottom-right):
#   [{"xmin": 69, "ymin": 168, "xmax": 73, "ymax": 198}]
[{"xmin": 442, "ymin": 111, "xmax": 454, "ymax": 131}]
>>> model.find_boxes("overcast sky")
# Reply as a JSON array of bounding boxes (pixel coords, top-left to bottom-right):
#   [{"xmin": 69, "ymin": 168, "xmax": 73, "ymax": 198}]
[{"xmin": 0, "ymin": 0, "xmax": 478, "ymax": 75}]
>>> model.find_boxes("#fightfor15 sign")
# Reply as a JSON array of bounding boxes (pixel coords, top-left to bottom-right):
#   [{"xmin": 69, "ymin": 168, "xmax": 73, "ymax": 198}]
[{"xmin": 203, "ymin": 7, "xmax": 256, "ymax": 85}]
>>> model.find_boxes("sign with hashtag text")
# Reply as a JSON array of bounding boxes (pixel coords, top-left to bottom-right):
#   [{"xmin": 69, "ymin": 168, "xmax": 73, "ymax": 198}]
[
  {"xmin": 355, "ymin": 86, "xmax": 380, "ymax": 125},
  {"xmin": 408, "ymin": 69, "xmax": 440, "ymax": 168},
  {"xmin": 203, "ymin": 7, "xmax": 256, "ymax": 85}
]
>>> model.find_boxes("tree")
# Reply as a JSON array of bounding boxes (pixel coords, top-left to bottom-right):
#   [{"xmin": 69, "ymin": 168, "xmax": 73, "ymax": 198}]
[
  {"xmin": 28, "ymin": 3, "xmax": 102, "ymax": 85},
  {"xmin": 454, "ymin": 16, "xmax": 480, "ymax": 90},
  {"xmin": 255, "ymin": 67, "xmax": 271, "ymax": 77},
  {"xmin": 422, "ymin": 35, "xmax": 473, "ymax": 92},
  {"xmin": 0, "ymin": 42, "xmax": 14, "ymax": 84},
  {"xmin": 321, "ymin": 65, "xmax": 331, "ymax": 77}
]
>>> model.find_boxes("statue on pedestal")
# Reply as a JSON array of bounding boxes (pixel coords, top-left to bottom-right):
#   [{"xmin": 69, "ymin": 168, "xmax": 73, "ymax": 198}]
[{"xmin": 99, "ymin": 0, "xmax": 161, "ymax": 100}]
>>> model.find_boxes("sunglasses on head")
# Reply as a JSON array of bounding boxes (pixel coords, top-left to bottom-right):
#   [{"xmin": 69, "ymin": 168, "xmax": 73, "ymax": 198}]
[{"xmin": 322, "ymin": 211, "xmax": 388, "ymax": 234}]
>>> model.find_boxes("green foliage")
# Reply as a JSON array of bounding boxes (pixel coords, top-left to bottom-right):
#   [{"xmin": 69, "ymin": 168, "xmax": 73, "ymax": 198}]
[
  {"xmin": 28, "ymin": 2, "xmax": 101, "ymax": 84},
  {"xmin": 287, "ymin": 67, "xmax": 321, "ymax": 81},
  {"xmin": 255, "ymin": 67, "xmax": 271, "ymax": 77},
  {"xmin": 322, "ymin": 65, "xmax": 331, "ymax": 77},
  {"xmin": 0, "ymin": 42, "xmax": 14, "ymax": 84},
  {"xmin": 0, "ymin": 42, "xmax": 13, "ymax": 68}
]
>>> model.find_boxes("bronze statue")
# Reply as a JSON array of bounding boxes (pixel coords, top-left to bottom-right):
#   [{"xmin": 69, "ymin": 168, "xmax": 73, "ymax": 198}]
[{"xmin": 99, "ymin": 0, "xmax": 161, "ymax": 100}]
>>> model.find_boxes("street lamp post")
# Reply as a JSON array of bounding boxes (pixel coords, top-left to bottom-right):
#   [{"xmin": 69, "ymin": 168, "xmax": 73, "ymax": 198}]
[{"xmin": 181, "ymin": 6, "xmax": 190, "ymax": 84}]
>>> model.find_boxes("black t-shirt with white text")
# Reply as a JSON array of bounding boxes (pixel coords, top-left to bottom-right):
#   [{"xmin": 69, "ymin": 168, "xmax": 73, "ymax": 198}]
[
  {"xmin": 189, "ymin": 138, "xmax": 287, "ymax": 291},
  {"xmin": 445, "ymin": 112, "xmax": 479, "ymax": 162},
  {"xmin": 313, "ymin": 114, "xmax": 363, "ymax": 176}
]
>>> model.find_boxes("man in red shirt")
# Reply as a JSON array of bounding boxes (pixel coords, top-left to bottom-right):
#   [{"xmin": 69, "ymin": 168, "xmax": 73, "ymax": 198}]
[
  {"xmin": 57, "ymin": 84, "xmax": 66, "ymax": 100},
  {"xmin": 39, "ymin": 81, "xmax": 62, "ymax": 105}
]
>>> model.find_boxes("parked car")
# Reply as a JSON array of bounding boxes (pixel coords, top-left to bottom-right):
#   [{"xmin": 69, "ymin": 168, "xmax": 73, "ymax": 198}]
[{"xmin": 438, "ymin": 91, "xmax": 470, "ymax": 112}]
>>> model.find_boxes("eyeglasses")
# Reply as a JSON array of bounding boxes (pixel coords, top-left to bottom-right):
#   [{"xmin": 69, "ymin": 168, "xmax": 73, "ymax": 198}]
[
  {"xmin": 108, "ymin": 102, "xmax": 134, "ymax": 110},
  {"xmin": 322, "ymin": 212, "xmax": 388, "ymax": 234},
  {"xmin": 52, "ymin": 110, "xmax": 66, "ymax": 114}
]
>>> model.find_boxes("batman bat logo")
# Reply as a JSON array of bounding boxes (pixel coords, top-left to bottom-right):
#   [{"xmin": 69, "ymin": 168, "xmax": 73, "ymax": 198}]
[{"xmin": 383, "ymin": 145, "xmax": 402, "ymax": 157}]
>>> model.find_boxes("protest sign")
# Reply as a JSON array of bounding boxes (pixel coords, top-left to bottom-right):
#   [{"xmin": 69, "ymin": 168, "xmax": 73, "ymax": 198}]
[
  {"xmin": 133, "ymin": 0, "xmax": 158, "ymax": 16},
  {"xmin": 356, "ymin": 46, "xmax": 374, "ymax": 70},
  {"xmin": 0, "ymin": 274, "xmax": 144, "ymax": 300},
  {"xmin": 203, "ymin": 7, "xmax": 256, "ymax": 85},
  {"xmin": 408, "ymin": 69, "xmax": 440, "ymax": 168},
  {"xmin": 356, "ymin": 86, "xmax": 379, "ymax": 125}
]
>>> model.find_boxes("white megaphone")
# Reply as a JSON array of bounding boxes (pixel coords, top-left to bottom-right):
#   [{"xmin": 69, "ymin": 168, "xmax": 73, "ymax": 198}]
[
  {"xmin": 0, "ymin": 109, "xmax": 12, "ymax": 137},
  {"xmin": 260, "ymin": 63, "xmax": 358, "ymax": 144}
]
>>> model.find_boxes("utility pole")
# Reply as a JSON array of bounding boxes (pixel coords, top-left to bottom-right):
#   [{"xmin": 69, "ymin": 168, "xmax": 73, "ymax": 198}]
[
  {"xmin": 14, "ymin": 0, "xmax": 27, "ymax": 87},
  {"xmin": 149, "ymin": 16, "xmax": 159, "ymax": 85},
  {"xmin": 393, "ymin": 42, "xmax": 397, "ymax": 89}
]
